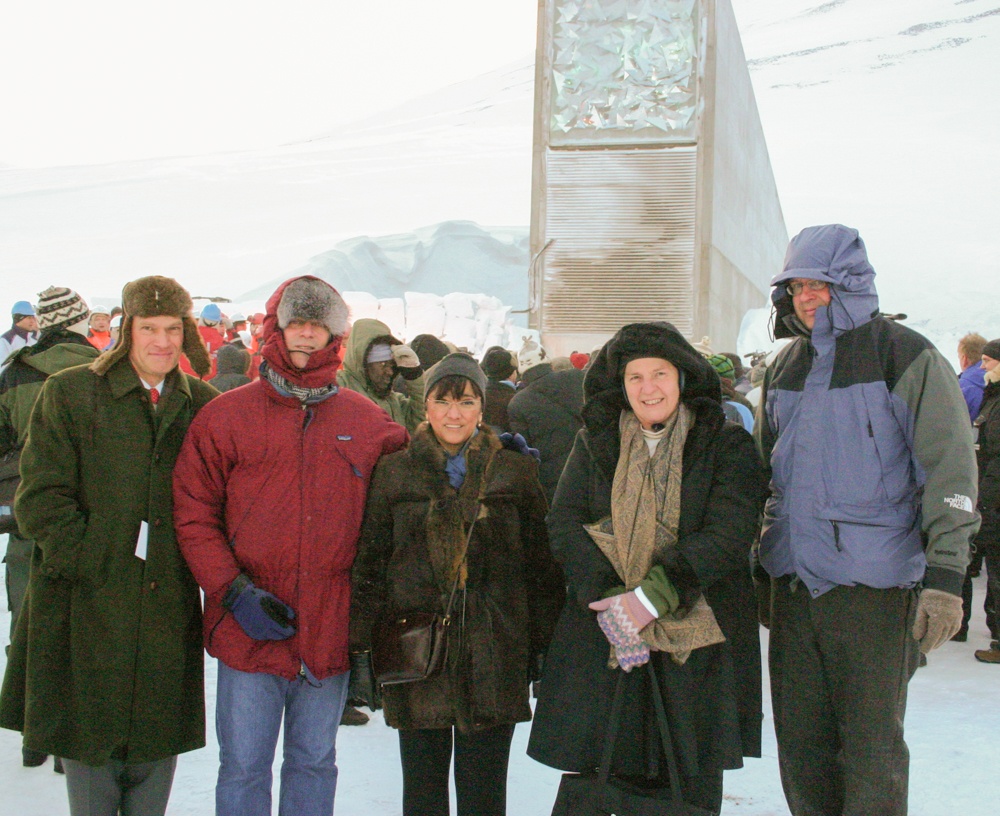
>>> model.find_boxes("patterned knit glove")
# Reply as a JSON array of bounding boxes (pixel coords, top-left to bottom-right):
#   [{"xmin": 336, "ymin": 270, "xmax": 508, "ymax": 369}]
[
  {"xmin": 589, "ymin": 592, "xmax": 654, "ymax": 671},
  {"xmin": 912, "ymin": 588, "xmax": 963, "ymax": 653}
]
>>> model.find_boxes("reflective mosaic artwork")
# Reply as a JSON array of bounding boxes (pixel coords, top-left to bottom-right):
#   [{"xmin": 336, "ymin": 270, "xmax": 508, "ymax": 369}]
[{"xmin": 550, "ymin": 0, "xmax": 700, "ymax": 145}]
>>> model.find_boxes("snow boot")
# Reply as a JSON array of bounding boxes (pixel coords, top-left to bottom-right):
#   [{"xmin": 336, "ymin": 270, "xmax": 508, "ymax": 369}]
[
  {"xmin": 22, "ymin": 747, "xmax": 47, "ymax": 767},
  {"xmin": 340, "ymin": 705, "xmax": 370, "ymax": 726}
]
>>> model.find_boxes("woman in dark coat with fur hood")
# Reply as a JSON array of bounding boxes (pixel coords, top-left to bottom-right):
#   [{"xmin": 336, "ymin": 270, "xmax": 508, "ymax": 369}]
[
  {"xmin": 350, "ymin": 353, "xmax": 565, "ymax": 816},
  {"xmin": 527, "ymin": 322, "xmax": 767, "ymax": 815}
]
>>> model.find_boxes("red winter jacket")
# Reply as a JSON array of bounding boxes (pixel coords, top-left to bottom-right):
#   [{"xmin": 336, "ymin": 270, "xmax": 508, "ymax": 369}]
[{"xmin": 173, "ymin": 277, "xmax": 409, "ymax": 680}]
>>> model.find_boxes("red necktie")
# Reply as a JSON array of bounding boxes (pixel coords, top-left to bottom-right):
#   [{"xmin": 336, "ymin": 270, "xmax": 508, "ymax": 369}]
[{"xmin": 150, "ymin": 387, "xmax": 160, "ymax": 405}]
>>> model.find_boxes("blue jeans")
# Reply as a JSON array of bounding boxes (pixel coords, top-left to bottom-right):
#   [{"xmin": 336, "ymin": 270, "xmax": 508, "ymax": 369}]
[{"xmin": 215, "ymin": 661, "xmax": 349, "ymax": 816}]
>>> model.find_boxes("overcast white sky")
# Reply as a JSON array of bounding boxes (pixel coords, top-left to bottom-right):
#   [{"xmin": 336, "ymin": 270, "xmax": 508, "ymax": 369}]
[{"xmin": 0, "ymin": 0, "xmax": 539, "ymax": 167}]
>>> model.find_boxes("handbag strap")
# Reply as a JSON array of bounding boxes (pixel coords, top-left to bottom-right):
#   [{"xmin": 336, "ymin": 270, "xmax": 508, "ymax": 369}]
[
  {"xmin": 441, "ymin": 501, "xmax": 481, "ymax": 621},
  {"xmin": 646, "ymin": 660, "xmax": 685, "ymax": 804},
  {"xmin": 593, "ymin": 664, "xmax": 686, "ymax": 807}
]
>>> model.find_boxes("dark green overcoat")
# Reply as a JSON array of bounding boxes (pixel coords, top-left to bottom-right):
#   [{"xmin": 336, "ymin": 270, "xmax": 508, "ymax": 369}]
[{"xmin": 0, "ymin": 357, "xmax": 216, "ymax": 765}]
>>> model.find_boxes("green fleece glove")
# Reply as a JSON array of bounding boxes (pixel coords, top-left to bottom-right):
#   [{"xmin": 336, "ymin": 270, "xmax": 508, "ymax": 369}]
[
  {"xmin": 600, "ymin": 566, "xmax": 680, "ymax": 617},
  {"xmin": 638, "ymin": 565, "xmax": 681, "ymax": 617}
]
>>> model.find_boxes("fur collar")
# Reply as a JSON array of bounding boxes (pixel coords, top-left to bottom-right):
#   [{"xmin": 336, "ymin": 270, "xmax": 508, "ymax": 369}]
[{"xmin": 408, "ymin": 422, "xmax": 503, "ymax": 592}]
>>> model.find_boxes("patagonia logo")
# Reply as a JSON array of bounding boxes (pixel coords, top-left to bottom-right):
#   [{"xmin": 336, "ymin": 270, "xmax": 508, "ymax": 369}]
[
  {"xmin": 337, "ymin": 435, "xmax": 352, "ymax": 441},
  {"xmin": 943, "ymin": 494, "xmax": 974, "ymax": 512}
]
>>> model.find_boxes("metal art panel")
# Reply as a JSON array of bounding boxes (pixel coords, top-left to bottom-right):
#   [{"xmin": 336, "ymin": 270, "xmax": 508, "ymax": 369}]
[
  {"xmin": 549, "ymin": 0, "xmax": 700, "ymax": 146},
  {"xmin": 540, "ymin": 147, "xmax": 697, "ymax": 335}
]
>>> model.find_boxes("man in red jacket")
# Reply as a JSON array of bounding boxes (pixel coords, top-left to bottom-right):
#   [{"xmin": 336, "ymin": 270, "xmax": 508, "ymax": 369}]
[{"xmin": 173, "ymin": 276, "xmax": 408, "ymax": 816}]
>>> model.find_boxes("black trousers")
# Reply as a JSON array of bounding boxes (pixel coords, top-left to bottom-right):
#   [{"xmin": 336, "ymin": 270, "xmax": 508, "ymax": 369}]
[
  {"xmin": 769, "ymin": 580, "xmax": 918, "ymax": 816},
  {"xmin": 398, "ymin": 724, "xmax": 516, "ymax": 816}
]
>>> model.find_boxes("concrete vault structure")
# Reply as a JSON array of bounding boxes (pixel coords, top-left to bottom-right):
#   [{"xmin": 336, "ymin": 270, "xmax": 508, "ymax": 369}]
[{"xmin": 528, "ymin": 0, "xmax": 786, "ymax": 355}]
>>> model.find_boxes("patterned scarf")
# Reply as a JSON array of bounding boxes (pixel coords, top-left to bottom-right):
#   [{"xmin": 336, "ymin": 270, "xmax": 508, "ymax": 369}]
[
  {"xmin": 586, "ymin": 405, "xmax": 725, "ymax": 665},
  {"xmin": 262, "ymin": 361, "xmax": 339, "ymax": 404}
]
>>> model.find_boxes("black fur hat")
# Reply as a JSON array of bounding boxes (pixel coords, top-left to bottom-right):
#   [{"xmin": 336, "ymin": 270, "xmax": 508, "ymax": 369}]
[{"xmin": 91, "ymin": 276, "xmax": 210, "ymax": 378}]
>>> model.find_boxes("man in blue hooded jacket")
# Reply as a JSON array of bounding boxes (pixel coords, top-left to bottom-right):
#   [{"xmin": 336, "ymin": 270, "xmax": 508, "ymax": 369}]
[{"xmin": 754, "ymin": 225, "xmax": 979, "ymax": 816}]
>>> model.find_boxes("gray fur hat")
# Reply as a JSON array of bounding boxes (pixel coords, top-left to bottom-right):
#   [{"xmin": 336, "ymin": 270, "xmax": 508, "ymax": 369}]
[
  {"xmin": 424, "ymin": 352, "xmax": 488, "ymax": 400},
  {"xmin": 276, "ymin": 278, "xmax": 349, "ymax": 336}
]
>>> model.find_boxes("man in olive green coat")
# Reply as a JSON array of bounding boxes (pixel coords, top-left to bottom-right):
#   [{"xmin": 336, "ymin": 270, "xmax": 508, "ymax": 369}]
[{"xmin": 0, "ymin": 276, "xmax": 216, "ymax": 816}]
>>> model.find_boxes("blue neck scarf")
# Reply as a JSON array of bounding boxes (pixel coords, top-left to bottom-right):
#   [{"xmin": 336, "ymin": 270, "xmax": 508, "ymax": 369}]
[{"xmin": 444, "ymin": 430, "xmax": 479, "ymax": 489}]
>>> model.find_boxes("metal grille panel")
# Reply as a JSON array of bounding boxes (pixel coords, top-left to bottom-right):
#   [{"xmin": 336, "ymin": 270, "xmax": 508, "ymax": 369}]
[{"xmin": 540, "ymin": 147, "xmax": 697, "ymax": 335}]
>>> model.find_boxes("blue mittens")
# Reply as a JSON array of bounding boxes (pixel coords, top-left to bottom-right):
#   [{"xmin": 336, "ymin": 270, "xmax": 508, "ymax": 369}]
[
  {"xmin": 499, "ymin": 432, "xmax": 541, "ymax": 461},
  {"xmin": 223, "ymin": 574, "xmax": 296, "ymax": 640}
]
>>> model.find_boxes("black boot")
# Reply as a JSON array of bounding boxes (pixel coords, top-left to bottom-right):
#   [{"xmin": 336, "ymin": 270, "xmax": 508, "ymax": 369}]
[
  {"xmin": 340, "ymin": 705, "xmax": 370, "ymax": 726},
  {"xmin": 22, "ymin": 747, "xmax": 48, "ymax": 767},
  {"xmin": 53, "ymin": 757, "xmax": 65, "ymax": 774}
]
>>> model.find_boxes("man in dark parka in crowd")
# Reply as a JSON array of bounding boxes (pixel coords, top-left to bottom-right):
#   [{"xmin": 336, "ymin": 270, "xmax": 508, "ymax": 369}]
[
  {"xmin": 0, "ymin": 276, "xmax": 215, "ymax": 816},
  {"xmin": 0, "ymin": 285, "xmax": 98, "ymax": 769},
  {"xmin": 506, "ymin": 344, "xmax": 584, "ymax": 505}
]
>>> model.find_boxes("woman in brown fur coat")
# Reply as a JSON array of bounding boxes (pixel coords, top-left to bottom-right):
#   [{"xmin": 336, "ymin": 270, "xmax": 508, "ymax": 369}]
[{"xmin": 350, "ymin": 352, "xmax": 565, "ymax": 816}]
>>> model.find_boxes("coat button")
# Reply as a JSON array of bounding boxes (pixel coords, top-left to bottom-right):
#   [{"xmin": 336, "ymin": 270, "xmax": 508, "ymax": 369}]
[{"xmin": 149, "ymin": 581, "xmax": 158, "ymax": 590}]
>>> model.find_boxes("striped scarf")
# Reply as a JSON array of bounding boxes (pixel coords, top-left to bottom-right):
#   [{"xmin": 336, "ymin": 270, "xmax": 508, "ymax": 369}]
[{"xmin": 262, "ymin": 362, "xmax": 338, "ymax": 404}]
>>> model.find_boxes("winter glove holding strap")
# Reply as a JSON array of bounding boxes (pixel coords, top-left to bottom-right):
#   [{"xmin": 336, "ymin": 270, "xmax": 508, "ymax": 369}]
[
  {"xmin": 223, "ymin": 573, "xmax": 297, "ymax": 641},
  {"xmin": 390, "ymin": 344, "xmax": 423, "ymax": 380},
  {"xmin": 912, "ymin": 588, "xmax": 963, "ymax": 653}
]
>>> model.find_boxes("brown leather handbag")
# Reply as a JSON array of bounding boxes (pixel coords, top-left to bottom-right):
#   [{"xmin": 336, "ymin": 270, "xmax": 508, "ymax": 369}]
[{"xmin": 371, "ymin": 507, "xmax": 480, "ymax": 686}]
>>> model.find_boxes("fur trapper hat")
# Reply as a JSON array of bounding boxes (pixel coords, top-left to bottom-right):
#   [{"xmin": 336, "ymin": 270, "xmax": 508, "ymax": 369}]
[
  {"xmin": 91, "ymin": 275, "xmax": 210, "ymax": 377},
  {"xmin": 276, "ymin": 277, "xmax": 349, "ymax": 337}
]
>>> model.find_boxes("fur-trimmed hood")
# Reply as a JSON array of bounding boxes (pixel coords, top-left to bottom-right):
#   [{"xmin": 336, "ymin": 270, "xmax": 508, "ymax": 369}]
[
  {"xmin": 259, "ymin": 276, "xmax": 346, "ymax": 389},
  {"xmin": 582, "ymin": 322, "xmax": 721, "ymax": 480}
]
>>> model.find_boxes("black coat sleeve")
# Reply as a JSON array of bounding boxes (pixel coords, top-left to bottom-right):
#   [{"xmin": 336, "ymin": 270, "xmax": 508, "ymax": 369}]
[{"xmin": 546, "ymin": 431, "xmax": 619, "ymax": 612}]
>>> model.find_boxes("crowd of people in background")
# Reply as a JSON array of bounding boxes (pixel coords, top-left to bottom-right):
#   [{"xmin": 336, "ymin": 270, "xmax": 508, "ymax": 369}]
[{"xmin": 0, "ymin": 223, "xmax": 992, "ymax": 816}]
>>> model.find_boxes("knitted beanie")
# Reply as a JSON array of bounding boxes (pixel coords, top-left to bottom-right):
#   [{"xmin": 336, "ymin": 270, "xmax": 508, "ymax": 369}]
[
  {"xmin": 91, "ymin": 276, "xmax": 211, "ymax": 377},
  {"xmin": 983, "ymin": 339, "xmax": 1000, "ymax": 361},
  {"xmin": 481, "ymin": 346, "xmax": 517, "ymax": 380},
  {"xmin": 517, "ymin": 338, "xmax": 549, "ymax": 375},
  {"xmin": 706, "ymin": 354, "xmax": 735, "ymax": 381},
  {"xmin": 424, "ymin": 352, "xmax": 488, "ymax": 400},
  {"xmin": 35, "ymin": 286, "xmax": 90, "ymax": 332},
  {"xmin": 410, "ymin": 334, "xmax": 450, "ymax": 371}
]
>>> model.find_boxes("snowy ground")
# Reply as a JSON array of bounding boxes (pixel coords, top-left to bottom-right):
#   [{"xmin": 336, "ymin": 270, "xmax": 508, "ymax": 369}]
[{"xmin": 1, "ymin": 539, "xmax": 997, "ymax": 815}]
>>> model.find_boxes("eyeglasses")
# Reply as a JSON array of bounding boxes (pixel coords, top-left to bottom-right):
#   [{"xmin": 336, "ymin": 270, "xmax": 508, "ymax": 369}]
[
  {"xmin": 428, "ymin": 398, "xmax": 481, "ymax": 413},
  {"xmin": 785, "ymin": 280, "xmax": 829, "ymax": 297}
]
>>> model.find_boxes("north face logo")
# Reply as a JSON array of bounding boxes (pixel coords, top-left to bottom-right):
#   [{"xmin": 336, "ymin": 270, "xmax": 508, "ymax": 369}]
[{"xmin": 943, "ymin": 494, "xmax": 974, "ymax": 512}]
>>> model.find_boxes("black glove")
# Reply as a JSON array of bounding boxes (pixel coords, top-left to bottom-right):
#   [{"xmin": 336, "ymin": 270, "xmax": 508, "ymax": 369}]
[
  {"xmin": 348, "ymin": 651, "xmax": 381, "ymax": 711},
  {"xmin": 223, "ymin": 574, "xmax": 296, "ymax": 640}
]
